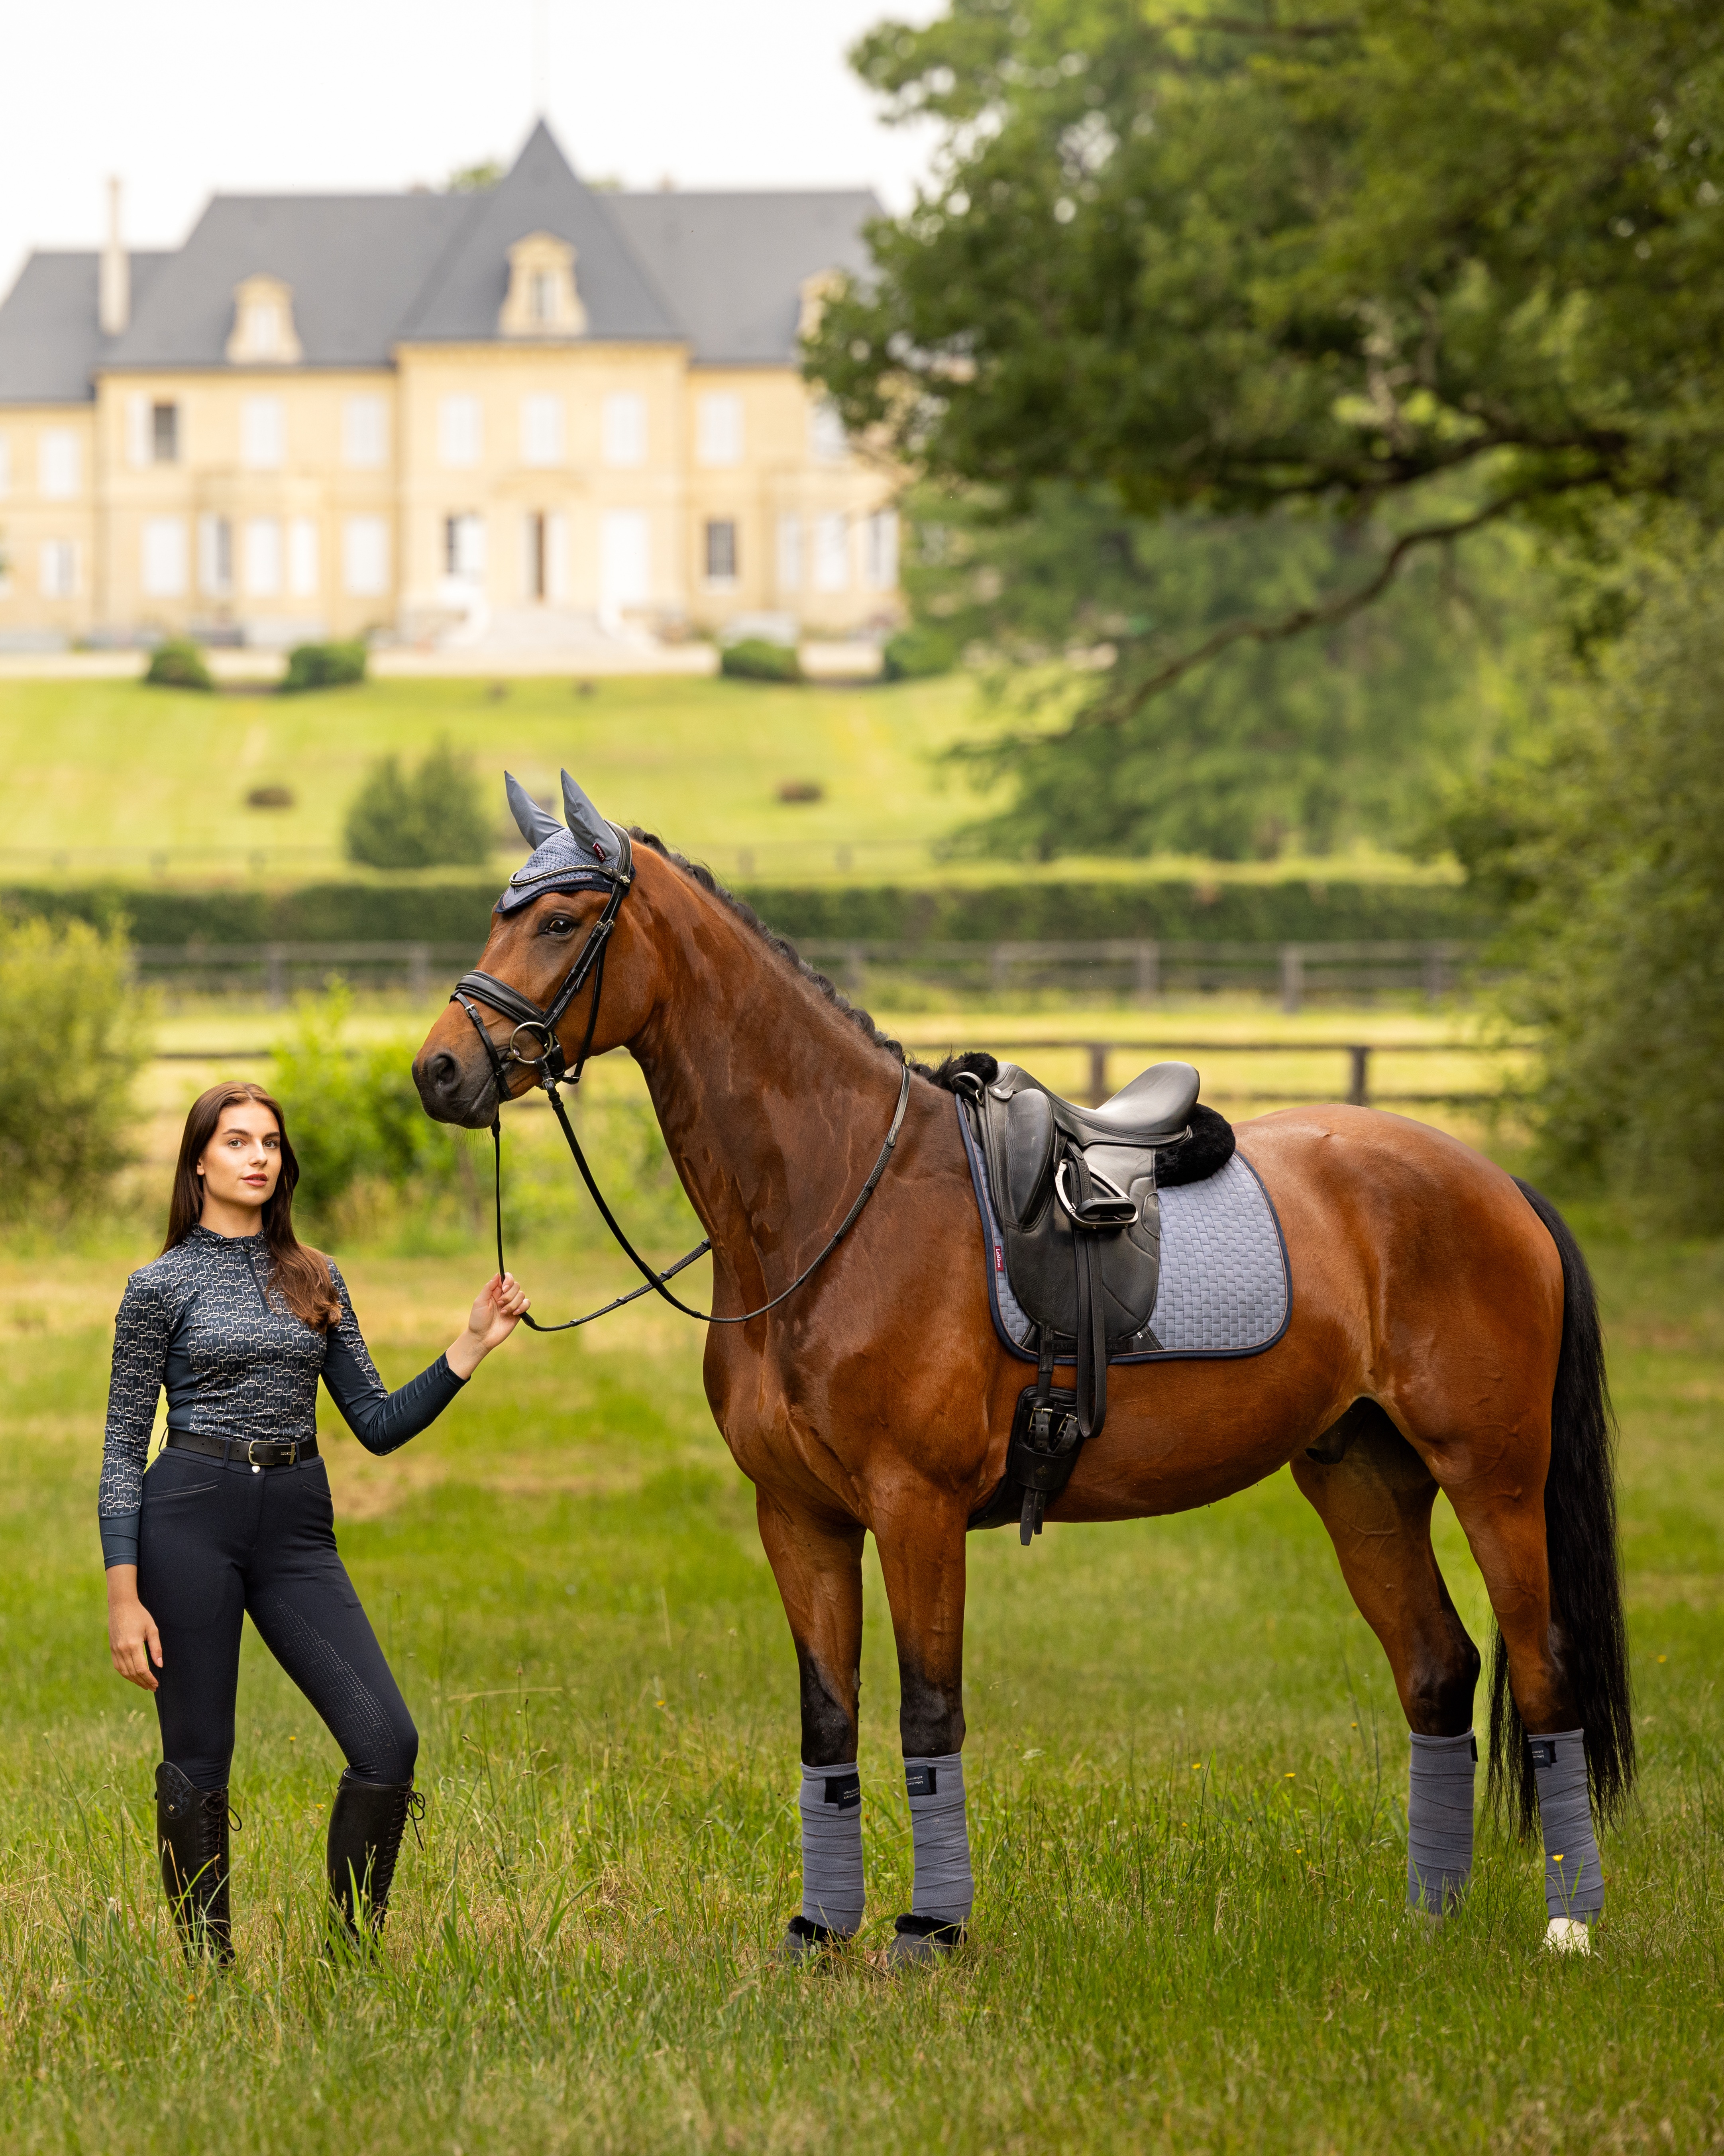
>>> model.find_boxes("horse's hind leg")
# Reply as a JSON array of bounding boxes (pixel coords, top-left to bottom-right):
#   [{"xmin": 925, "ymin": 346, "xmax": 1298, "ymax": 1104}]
[
  {"xmin": 1293, "ymin": 1401, "xmax": 1481, "ymax": 1912},
  {"xmin": 754, "ymin": 1492, "xmax": 867, "ymax": 1954}
]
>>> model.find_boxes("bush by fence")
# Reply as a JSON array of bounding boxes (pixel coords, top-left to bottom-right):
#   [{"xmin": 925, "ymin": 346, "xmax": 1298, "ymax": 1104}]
[
  {"xmin": 0, "ymin": 914, "xmax": 148, "ymax": 1219},
  {"xmin": 281, "ymin": 640, "xmax": 367, "ymax": 694}
]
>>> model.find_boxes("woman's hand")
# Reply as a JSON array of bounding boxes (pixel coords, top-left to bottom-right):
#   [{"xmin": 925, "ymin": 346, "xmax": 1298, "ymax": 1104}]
[
  {"xmin": 107, "ymin": 1567, "xmax": 163, "ymax": 1692},
  {"xmin": 446, "ymin": 1273, "xmax": 530, "ymax": 1379}
]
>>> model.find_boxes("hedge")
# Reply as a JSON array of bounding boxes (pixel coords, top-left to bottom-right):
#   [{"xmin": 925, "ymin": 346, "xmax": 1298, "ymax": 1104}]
[{"xmin": 4, "ymin": 876, "xmax": 1495, "ymax": 951}]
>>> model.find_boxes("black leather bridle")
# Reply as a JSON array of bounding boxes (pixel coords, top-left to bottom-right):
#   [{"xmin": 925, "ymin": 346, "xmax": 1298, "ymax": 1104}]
[{"xmin": 448, "ymin": 822, "xmax": 910, "ymax": 1332}]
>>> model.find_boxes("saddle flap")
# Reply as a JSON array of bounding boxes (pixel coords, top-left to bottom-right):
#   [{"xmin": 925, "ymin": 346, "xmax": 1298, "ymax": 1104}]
[{"xmin": 979, "ymin": 1078, "xmax": 1056, "ymax": 1231}]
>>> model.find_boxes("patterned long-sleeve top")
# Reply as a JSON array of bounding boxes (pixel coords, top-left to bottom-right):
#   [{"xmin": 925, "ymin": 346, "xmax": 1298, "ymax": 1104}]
[{"xmin": 98, "ymin": 1225, "xmax": 464, "ymax": 1568}]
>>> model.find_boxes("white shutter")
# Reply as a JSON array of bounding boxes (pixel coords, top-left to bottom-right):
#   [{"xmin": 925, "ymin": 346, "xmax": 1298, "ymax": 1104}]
[
  {"xmin": 438, "ymin": 396, "xmax": 481, "ymax": 468},
  {"xmin": 240, "ymin": 396, "xmax": 284, "ymax": 470},
  {"xmin": 696, "ymin": 394, "xmax": 743, "ymax": 468},
  {"xmin": 777, "ymin": 515, "xmax": 803, "ymax": 594},
  {"xmin": 520, "ymin": 395, "xmax": 565, "ymax": 467},
  {"xmin": 342, "ymin": 516, "xmax": 389, "ymax": 596},
  {"xmin": 342, "ymin": 396, "xmax": 387, "ymax": 468},
  {"xmin": 813, "ymin": 513, "xmax": 849, "ymax": 592},
  {"xmin": 126, "ymin": 394, "xmax": 152, "ymax": 469},
  {"xmin": 808, "ymin": 400, "xmax": 847, "ymax": 463},
  {"xmin": 245, "ymin": 518, "xmax": 282, "ymax": 597},
  {"xmin": 198, "ymin": 514, "xmax": 232, "ymax": 596},
  {"xmin": 599, "ymin": 512, "xmax": 650, "ymax": 628},
  {"xmin": 288, "ymin": 518, "xmax": 320, "ymax": 596},
  {"xmin": 39, "ymin": 431, "xmax": 80, "ymax": 498},
  {"xmin": 39, "ymin": 540, "xmax": 79, "ymax": 598},
  {"xmin": 601, "ymin": 393, "xmax": 646, "ymax": 467},
  {"xmin": 865, "ymin": 509, "xmax": 900, "ymax": 591},
  {"xmin": 141, "ymin": 518, "xmax": 188, "ymax": 597}
]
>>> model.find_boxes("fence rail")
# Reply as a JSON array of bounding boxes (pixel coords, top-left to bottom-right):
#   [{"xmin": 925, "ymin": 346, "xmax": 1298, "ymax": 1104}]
[{"xmin": 133, "ymin": 936, "xmax": 1479, "ymax": 1012}]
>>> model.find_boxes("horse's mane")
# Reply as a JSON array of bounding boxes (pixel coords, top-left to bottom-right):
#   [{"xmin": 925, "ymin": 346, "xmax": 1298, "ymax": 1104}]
[{"xmin": 629, "ymin": 828, "xmax": 995, "ymax": 1097}]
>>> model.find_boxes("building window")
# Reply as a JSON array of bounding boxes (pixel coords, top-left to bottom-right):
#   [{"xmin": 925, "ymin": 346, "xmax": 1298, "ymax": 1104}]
[
  {"xmin": 198, "ymin": 514, "xmax": 232, "ymax": 597},
  {"xmin": 602, "ymin": 394, "xmax": 646, "ymax": 468},
  {"xmin": 153, "ymin": 403, "xmax": 179, "ymax": 464},
  {"xmin": 600, "ymin": 511, "xmax": 650, "ymax": 627},
  {"xmin": 343, "ymin": 516, "xmax": 390, "ymax": 596},
  {"xmin": 444, "ymin": 513, "xmax": 485, "ymax": 581},
  {"xmin": 438, "ymin": 396, "xmax": 481, "ymax": 469},
  {"xmin": 777, "ymin": 515, "xmax": 803, "ymax": 594},
  {"xmin": 288, "ymin": 518, "xmax": 319, "ymax": 596},
  {"xmin": 240, "ymin": 396, "xmax": 284, "ymax": 470},
  {"xmin": 343, "ymin": 396, "xmax": 387, "ymax": 469},
  {"xmin": 530, "ymin": 270, "xmax": 556, "ymax": 324},
  {"xmin": 696, "ymin": 394, "xmax": 743, "ymax": 468},
  {"xmin": 245, "ymin": 518, "xmax": 282, "ymax": 597},
  {"xmin": 520, "ymin": 394, "xmax": 564, "ymax": 468},
  {"xmin": 39, "ymin": 430, "xmax": 79, "ymax": 499},
  {"xmin": 809, "ymin": 400, "xmax": 847, "ymax": 463},
  {"xmin": 524, "ymin": 512, "xmax": 547, "ymax": 601},
  {"xmin": 865, "ymin": 509, "xmax": 899, "ymax": 592},
  {"xmin": 813, "ymin": 513, "xmax": 850, "ymax": 593},
  {"xmin": 704, "ymin": 518, "xmax": 738, "ymax": 585},
  {"xmin": 226, "ymin": 275, "xmax": 302, "ymax": 365},
  {"xmin": 141, "ymin": 518, "xmax": 188, "ymax": 598},
  {"xmin": 39, "ymin": 539, "xmax": 79, "ymax": 598}
]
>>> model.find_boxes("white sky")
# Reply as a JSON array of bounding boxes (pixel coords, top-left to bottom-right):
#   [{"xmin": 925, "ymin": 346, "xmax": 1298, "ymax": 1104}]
[{"xmin": 0, "ymin": 0, "xmax": 945, "ymax": 294}]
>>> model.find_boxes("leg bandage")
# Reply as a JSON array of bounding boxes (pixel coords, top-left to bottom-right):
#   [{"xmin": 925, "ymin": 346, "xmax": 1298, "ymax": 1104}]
[
  {"xmin": 905, "ymin": 1753, "xmax": 973, "ymax": 1925},
  {"xmin": 1530, "ymin": 1729, "xmax": 1604, "ymax": 1923},
  {"xmin": 798, "ymin": 1762, "xmax": 864, "ymax": 1934},
  {"xmin": 1406, "ymin": 1730, "xmax": 1477, "ymax": 1912}
]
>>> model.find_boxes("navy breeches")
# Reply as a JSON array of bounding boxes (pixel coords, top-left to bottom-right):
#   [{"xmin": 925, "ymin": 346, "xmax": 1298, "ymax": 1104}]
[{"xmin": 136, "ymin": 1446, "xmax": 417, "ymax": 1792}]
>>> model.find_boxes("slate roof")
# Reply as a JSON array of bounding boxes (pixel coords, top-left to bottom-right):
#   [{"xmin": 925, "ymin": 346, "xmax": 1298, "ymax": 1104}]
[
  {"xmin": 609, "ymin": 189, "xmax": 878, "ymax": 365},
  {"xmin": 0, "ymin": 121, "xmax": 878, "ymax": 401},
  {"xmin": 0, "ymin": 251, "xmax": 170, "ymax": 402}
]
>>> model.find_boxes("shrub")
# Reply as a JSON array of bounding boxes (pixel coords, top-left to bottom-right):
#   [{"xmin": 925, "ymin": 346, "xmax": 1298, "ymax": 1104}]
[
  {"xmin": 269, "ymin": 983, "xmax": 465, "ymax": 1219},
  {"xmin": 143, "ymin": 639, "xmax": 213, "ymax": 691},
  {"xmin": 882, "ymin": 624, "xmax": 958, "ymax": 680},
  {"xmin": 281, "ymin": 640, "xmax": 368, "ymax": 694},
  {"xmin": 721, "ymin": 638, "xmax": 801, "ymax": 683},
  {"xmin": 343, "ymin": 740, "xmax": 491, "ymax": 869},
  {"xmin": 0, "ymin": 914, "xmax": 148, "ymax": 1218}
]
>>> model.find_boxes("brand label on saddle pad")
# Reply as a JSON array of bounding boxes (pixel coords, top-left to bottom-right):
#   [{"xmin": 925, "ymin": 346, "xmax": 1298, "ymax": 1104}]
[{"xmin": 957, "ymin": 1099, "xmax": 1291, "ymax": 1362}]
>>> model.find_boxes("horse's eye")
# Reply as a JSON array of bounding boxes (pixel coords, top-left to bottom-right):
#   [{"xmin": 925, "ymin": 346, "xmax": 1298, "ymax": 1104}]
[{"xmin": 544, "ymin": 915, "xmax": 574, "ymax": 936}]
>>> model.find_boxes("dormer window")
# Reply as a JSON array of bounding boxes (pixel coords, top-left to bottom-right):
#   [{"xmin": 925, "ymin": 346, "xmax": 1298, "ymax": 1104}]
[
  {"xmin": 499, "ymin": 235, "xmax": 585, "ymax": 337},
  {"xmin": 227, "ymin": 275, "xmax": 302, "ymax": 365}
]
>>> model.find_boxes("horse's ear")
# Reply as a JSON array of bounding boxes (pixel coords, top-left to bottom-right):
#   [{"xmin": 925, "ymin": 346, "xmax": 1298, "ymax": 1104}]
[
  {"xmin": 560, "ymin": 769, "xmax": 617, "ymax": 863},
  {"xmin": 505, "ymin": 771, "xmax": 564, "ymax": 848}
]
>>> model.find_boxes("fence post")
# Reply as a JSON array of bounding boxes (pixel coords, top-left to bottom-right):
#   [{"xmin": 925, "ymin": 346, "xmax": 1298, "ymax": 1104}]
[
  {"xmin": 990, "ymin": 943, "xmax": 1011, "ymax": 998},
  {"xmin": 1347, "ymin": 1044, "xmax": 1370, "ymax": 1106},
  {"xmin": 264, "ymin": 943, "xmax": 287, "ymax": 1010},
  {"xmin": 1134, "ymin": 939, "xmax": 1160, "ymax": 1004},
  {"xmin": 1423, "ymin": 944, "xmax": 1446, "ymax": 1002},
  {"xmin": 844, "ymin": 941, "xmax": 867, "ymax": 996},
  {"xmin": 407, "ymin": 942, "xmax": 431, "ymax": 1000},
  {"xmin": 1088, "ymin": 1043, "xmax": 1109, "ymax": 1107},
  {"xmin": 1280, "ymin": 944, "xmax": 1304, "ymax": 1014}
]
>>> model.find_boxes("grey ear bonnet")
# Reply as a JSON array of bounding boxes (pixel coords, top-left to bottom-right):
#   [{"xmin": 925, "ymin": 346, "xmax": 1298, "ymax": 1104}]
[{"xmin": 496, "ymin": 768, "xmax": 622, "ymax": 915}]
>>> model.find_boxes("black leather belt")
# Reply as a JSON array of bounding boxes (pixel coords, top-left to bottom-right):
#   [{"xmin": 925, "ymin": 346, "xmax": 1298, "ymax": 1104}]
[{"xmin": 165, "ymin": 1431, "xmax": 318, "ymax": 1470}]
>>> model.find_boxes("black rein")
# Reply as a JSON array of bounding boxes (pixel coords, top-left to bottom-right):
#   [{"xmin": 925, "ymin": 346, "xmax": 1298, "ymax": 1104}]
[{"xmin": 448, "ymin": 823, "xmax": 912, "ymax": 1332}]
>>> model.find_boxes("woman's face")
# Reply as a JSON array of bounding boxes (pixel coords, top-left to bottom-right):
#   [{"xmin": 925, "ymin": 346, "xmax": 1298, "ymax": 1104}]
[{"xmin": 197, "ymin": 1102, "xmax": 283, "ymax": 1215}]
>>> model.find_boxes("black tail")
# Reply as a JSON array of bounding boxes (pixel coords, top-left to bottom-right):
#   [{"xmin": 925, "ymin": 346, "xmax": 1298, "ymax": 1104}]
[{"xmin": 1488, "ymin": 1181, "xmax": 1635, "ymax": 1833}]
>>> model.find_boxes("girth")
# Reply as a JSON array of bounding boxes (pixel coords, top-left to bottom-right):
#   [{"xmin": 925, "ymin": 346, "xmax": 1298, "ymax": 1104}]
[{"xmin": 959, "ymin": 1058, "xmax": 1201, "ymax": 1545}]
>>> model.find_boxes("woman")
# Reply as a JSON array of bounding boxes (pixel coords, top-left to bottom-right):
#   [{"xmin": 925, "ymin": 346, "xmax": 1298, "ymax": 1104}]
[{"xmin": 100, "ymin": 1080, "xmax": 528, "ymax": 1962}]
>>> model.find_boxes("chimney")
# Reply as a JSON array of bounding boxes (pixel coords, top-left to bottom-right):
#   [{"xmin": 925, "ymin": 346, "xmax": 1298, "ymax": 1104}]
[{"xmin": 99, "ymin": 176, "xmax": 129, "ymax": 336}]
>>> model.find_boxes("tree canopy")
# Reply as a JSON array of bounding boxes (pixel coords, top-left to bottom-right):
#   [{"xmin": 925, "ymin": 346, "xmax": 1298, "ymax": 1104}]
[{"xmin": 810, "ymin": 0, "xmax": 1724, "ymax": 803}]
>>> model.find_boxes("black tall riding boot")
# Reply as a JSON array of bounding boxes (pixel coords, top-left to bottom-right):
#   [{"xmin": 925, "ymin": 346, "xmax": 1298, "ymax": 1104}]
[
  {"xmin": 326, "ymin": 1770, "xmax": 421, "ymax": 1944},
  {"xmin": 155, "ymin": 1762, "xmax": 235, "ymax": 1964}
]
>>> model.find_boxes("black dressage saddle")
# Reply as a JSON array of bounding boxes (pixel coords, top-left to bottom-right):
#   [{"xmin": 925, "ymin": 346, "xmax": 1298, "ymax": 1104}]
[{"xmin": 956, "ymin": 1057, "xmax": 1230, "ymax": 1546}]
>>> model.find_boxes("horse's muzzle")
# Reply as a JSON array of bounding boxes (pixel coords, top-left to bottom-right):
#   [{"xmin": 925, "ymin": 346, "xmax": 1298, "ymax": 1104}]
[{"xmin": 412, "ymin": 1044, "xmax": 497, "ymax": 1129}]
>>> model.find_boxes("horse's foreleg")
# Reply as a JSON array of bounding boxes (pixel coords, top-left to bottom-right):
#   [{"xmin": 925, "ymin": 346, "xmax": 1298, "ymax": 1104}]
[
  {"xmin": 1294, "ymin": 1401, "xmax": 1482, "ymax": 1914},
  {"xmin": 755, "ymin": 1490, "xmax": 866, "ymax": 1952},
  {"xmin": 871, "ymin": 1486, "xmax": 972, "ymax": 1964}
]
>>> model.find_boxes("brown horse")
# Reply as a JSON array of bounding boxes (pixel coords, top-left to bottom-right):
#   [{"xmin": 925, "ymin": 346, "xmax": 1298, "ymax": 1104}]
[{"xmin": 413, "ymin": 798, "xmax": 1632, "ymax": 1962}]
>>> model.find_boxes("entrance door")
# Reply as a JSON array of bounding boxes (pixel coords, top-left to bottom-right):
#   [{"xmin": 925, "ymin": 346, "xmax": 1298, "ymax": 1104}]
[{"xmin": 599, "ymin": 511, "xmax": 650, "ymax": 630}]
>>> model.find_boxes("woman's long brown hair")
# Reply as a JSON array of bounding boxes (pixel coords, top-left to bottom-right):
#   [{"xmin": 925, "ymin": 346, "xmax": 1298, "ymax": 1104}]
[{"xmin": 165, "ymin": 1082, "xmax": 341, "ymax": 1330}]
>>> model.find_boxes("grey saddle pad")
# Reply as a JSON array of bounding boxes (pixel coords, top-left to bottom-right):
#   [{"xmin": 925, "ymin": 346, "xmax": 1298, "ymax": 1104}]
[{"xmin": 957, "ymin": 1099, "xmax": 1292, "ymax": 1362}]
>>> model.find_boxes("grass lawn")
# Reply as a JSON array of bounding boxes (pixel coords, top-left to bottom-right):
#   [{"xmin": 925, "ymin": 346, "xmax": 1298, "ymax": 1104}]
[
  {"xmin": 0, "ymin": 1175, "xmax": 1718, "ymax": 2149},
  {"xmin": 0, "ymin": 669, "xmax": 1451, "ymax": 890}
]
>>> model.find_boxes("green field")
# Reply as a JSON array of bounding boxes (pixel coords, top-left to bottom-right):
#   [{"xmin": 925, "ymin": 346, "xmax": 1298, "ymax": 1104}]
[
  {"xmin": 2, "ymin": 1168, "xmax": 1718, "ymax": 2150},
  {"xmin": 0, "ymin": 671, "xmax": 1449, "ymax": 891}
]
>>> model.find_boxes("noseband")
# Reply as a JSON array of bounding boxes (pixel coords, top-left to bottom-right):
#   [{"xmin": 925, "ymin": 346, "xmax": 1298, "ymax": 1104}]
[{"xmin": 445, "ymin": 823, "xmax": 910, "ymax": 1332}]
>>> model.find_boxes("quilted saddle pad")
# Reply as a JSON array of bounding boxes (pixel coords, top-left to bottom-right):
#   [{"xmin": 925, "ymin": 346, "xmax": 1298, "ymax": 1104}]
[{"xmin": 957, "ymin": 1098, "xmax": 1292, "ymax": 1363}]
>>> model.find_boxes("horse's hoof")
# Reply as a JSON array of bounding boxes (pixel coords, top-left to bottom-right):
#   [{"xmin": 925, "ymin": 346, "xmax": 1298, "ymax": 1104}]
[
  {"xmin": 779, "ymin": 1913, "xmax": 852, "ymax": 1964},
  {"xmin": 1543, "ymin": 1917, "xmax": 1591, "ymax": 1956},
  {"xmin": 889, "ymin": 1913, "xmax": 966, "ymax": 1968}
]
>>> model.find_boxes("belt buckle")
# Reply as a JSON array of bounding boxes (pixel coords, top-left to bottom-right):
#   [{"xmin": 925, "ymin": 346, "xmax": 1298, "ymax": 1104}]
[{"xmin": 245, "ymin": 1437, "xmax": 296, "ymax": 1470}]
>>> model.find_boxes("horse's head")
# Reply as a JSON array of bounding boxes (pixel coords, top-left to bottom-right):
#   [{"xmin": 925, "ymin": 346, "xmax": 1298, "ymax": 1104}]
[{"xmin": 413, "ymin": 769, "xmax": 665, "ymax": 1127}]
